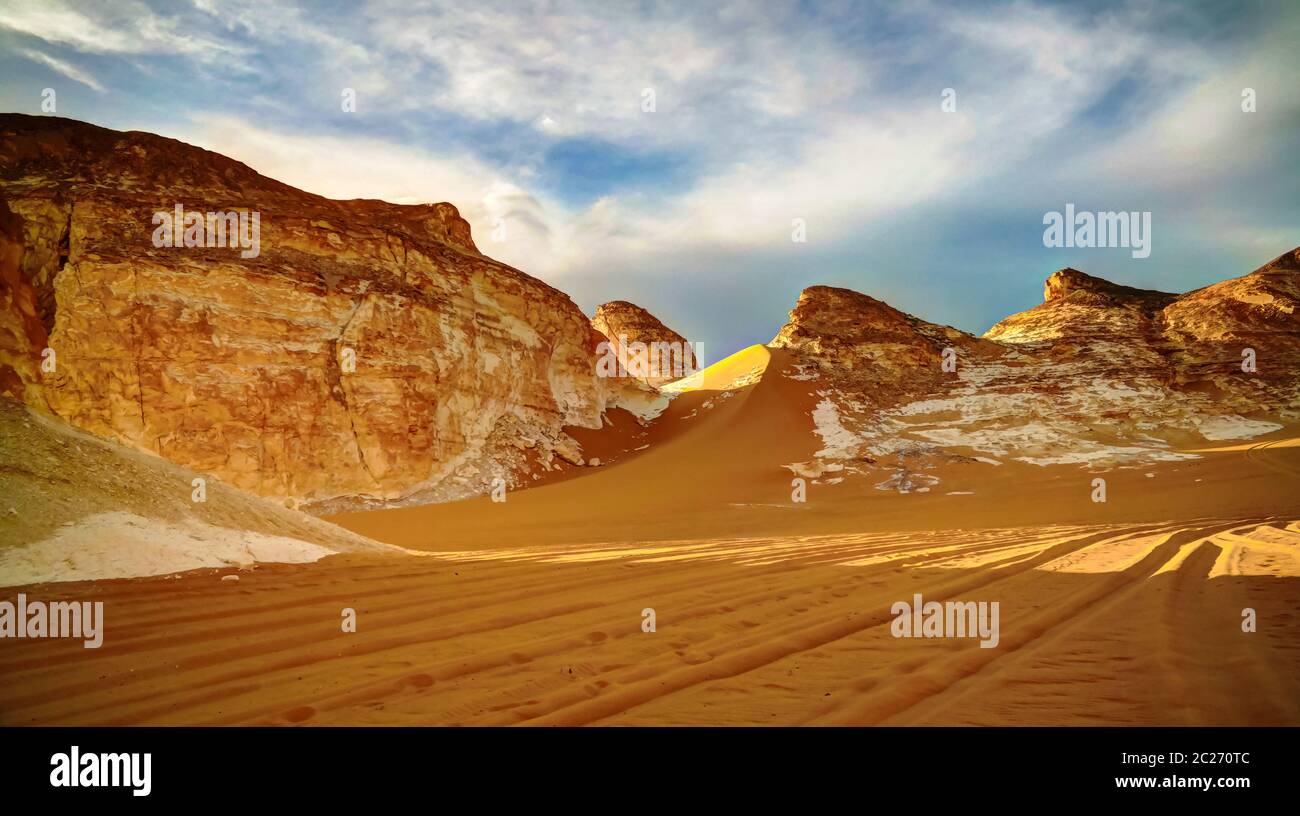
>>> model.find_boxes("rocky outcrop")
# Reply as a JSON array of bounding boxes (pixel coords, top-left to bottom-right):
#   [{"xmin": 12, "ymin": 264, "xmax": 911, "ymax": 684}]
[
  {"xmin": 0, "ymin": 196, "xmax": 45, "ymax": 406},
  {"xmin": 770, "ymin": 285, "xmax": 994, "ymax": 405},
  {"xmin": 591, "ymin": 300, "xmax": 697, "ymax": 387},
  {"xmin": 769, "ymin": 286, "xmax": 999, "ymax": 487},
  {"xmin": 1042, "ymin": 267, "xmax": 1176, "ymax": 308},
  {"xmin": 1161, "ymin": 248, "xmax": 1300, "ymax": 415},
  {"xmin": 0, "ymin": 114, "xmax": 652, "ymax": 508},
  {"xmin": 1163, "ymin": 248, "xmax": 1299, "ymax": 342},
  {"xmin": 985, "ymin": 252, "xmax": 1300, "ymax": 415},
  {"xmin": 775, "ymin": 255, "xmax": 1299, "ymax": 487},
  {"xmin": 987, "ymin": 268, "xmax": 1177, "ymax": 344}
]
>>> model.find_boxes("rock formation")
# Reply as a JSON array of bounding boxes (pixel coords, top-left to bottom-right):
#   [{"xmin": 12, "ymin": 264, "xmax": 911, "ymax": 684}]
[
  {"xmin": 987, "ymin": 250, "xmax": 1300, "ymax": 415},
  {"xmin": 774, "ymin": 254, "xmax": 1299, "ymax": 488},
  {"xmin": 770, "ymin": 284, "xmax": 995, "ymax": 404},
  {"xmin": 1162, "ymin": 248, "xmax": 1300, "ymax": 415},
  {"xmin": 987, "ymin": 267, "xmax": 1177, "ymax": 344},
  {"xmin": 0, "ymin": 114, "xmax": 655, "ymax": 508},
  {"xmin": 591, "ymin": 300, "xmax": 698, "ymax": 387}
]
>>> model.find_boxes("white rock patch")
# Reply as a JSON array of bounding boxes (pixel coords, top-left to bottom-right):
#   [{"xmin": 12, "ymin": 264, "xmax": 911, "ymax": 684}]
[
  {"xmin": 810, "ymin": 398, "xmax": 864, "ymax": 459},
  {"xmin": 1196, "ymin": 415, "xmax": 1284, "ymax": 441},
  {"xmin": 0, "ymin": 511, "xmax": 337, "ymax": 586}
]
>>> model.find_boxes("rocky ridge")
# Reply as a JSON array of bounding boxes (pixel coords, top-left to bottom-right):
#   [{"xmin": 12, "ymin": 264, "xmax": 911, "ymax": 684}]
[{"xmin": 777, "ymin": 253, "xmax": 1299, "ymax": 491}]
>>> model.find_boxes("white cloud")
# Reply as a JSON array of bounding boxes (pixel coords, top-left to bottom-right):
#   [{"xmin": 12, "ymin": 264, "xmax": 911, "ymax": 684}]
[
  {"xmin": 363, "ymin": 0, "xmax": 866, "ymax": 146},
  {"xmin": 542, "ymin": 1, "xmax": 1227, "ymax": 274},
  {"xmin": 1081, "ymin": 44, "xmax": 1297, "ymax": 191},
  {"xmin": 163, "ymin": 113, "xmax": 574, "ymax": 275},
  {"xmin": 1011, "ymin": 23, "xmax": 1300, "ymax": 257},
  {"xmin": 0, "ymin": 0, "xmax": 243, "ymax": 60},
  {"xmin": 192, "ymin": 0, "xmax": 381, "ymax": 87},
  {"xmin": 149, "ymin": 0, "xmax": 1257, "ymax": 292},
  {"xmin": 17, "ymin": 48, "xmax": 105, "ymax": 92}
]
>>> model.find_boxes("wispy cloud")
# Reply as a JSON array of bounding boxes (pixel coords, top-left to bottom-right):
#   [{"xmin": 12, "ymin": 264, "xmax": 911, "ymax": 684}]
[
  {"xmin": 16, "ymin": 48, "xmax": 104, "ymax": 92},
  {"xmin": 0, "ymin": 0, "xmax": 243, "ymax": 60},
  {"xmin": 363, "ymin": 0, "xmax": 867, "ymax": 148}
]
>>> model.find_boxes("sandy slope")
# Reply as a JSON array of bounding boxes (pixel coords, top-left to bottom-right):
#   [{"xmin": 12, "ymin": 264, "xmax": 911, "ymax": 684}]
[
  {"xmin": 328, "ymin": 345, "xmax": 825, "ymax": 548},
  {"xmin": 1, "ymin": 348, "xmax": 1298, "ymax": 725},
  {"xmin": 0, "ymin": 399, "xmax": 397, "ymax": 585}
]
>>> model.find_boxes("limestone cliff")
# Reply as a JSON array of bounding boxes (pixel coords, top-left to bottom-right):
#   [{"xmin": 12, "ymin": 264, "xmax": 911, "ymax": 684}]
[{"xmin": 0, "ymin": 114, "xmax": 650, "ymax": 508}]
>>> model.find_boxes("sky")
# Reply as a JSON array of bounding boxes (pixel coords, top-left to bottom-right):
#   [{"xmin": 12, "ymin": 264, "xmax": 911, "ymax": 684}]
[{"xmin": 1, "ymin": 0, "xmax": 1297, "ymax": 363}]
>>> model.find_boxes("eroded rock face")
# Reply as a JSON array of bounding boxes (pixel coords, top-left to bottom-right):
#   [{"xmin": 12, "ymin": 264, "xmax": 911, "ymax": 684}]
[
  {"xmin": 773, "ymin": 256, "xmax": 1300, "ymax": 490},
  {"xmin": 1162, "ymin": 248, "xmax": 1300, "ymax": 416},
  {"xmin": 1042, "ymin": 266, "xmax": 1176, "ymax": 307},
  {"xmin": 0, "ymin": 114, "xmax": 646, "ymax": 507},
  {"xmin": 591, "ymin": 300, "xmax": 697, "ymax": 387},
  {"xmin": 0, "ymin": 196, "xmax": 45, "ymax": 406},
  {"xmin": 1163, "ymin": 249, "xmax": 1300, "ymax": 341},
  {"xmin": 986, "ymin": 251, "xmax": 1300, "ymax": 415},
  {"xmin": 769, "ymin": 285, "xmax": 999, "ymax": 486},
  {"xmin": 770, "ymin": 285, "xmax": 994, "ymax": 403},
  {"xmin": 989, "ymin": 267, "xmax": 1178, "ymax": 344}
]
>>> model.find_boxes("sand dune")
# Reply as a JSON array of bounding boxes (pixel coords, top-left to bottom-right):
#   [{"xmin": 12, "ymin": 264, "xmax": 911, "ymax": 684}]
[
  {"xmin": 327, "ymin": 344, "xmax": 825, "ymax": 548},
  {"xmin": 1, "ymin": 516, "xmax": 1296, "ymax": 725}
]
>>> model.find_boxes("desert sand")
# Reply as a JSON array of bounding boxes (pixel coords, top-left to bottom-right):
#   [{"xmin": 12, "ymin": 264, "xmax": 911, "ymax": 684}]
[{"xmin": 2, "ymin": 345, "xmax": 1298, "ymax": 726}]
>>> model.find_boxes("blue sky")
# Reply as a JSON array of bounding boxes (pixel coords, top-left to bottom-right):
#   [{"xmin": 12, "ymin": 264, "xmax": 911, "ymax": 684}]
[{"xmin": 1, "ymin": 0, "xmax": 1297, "ymax": 361}]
